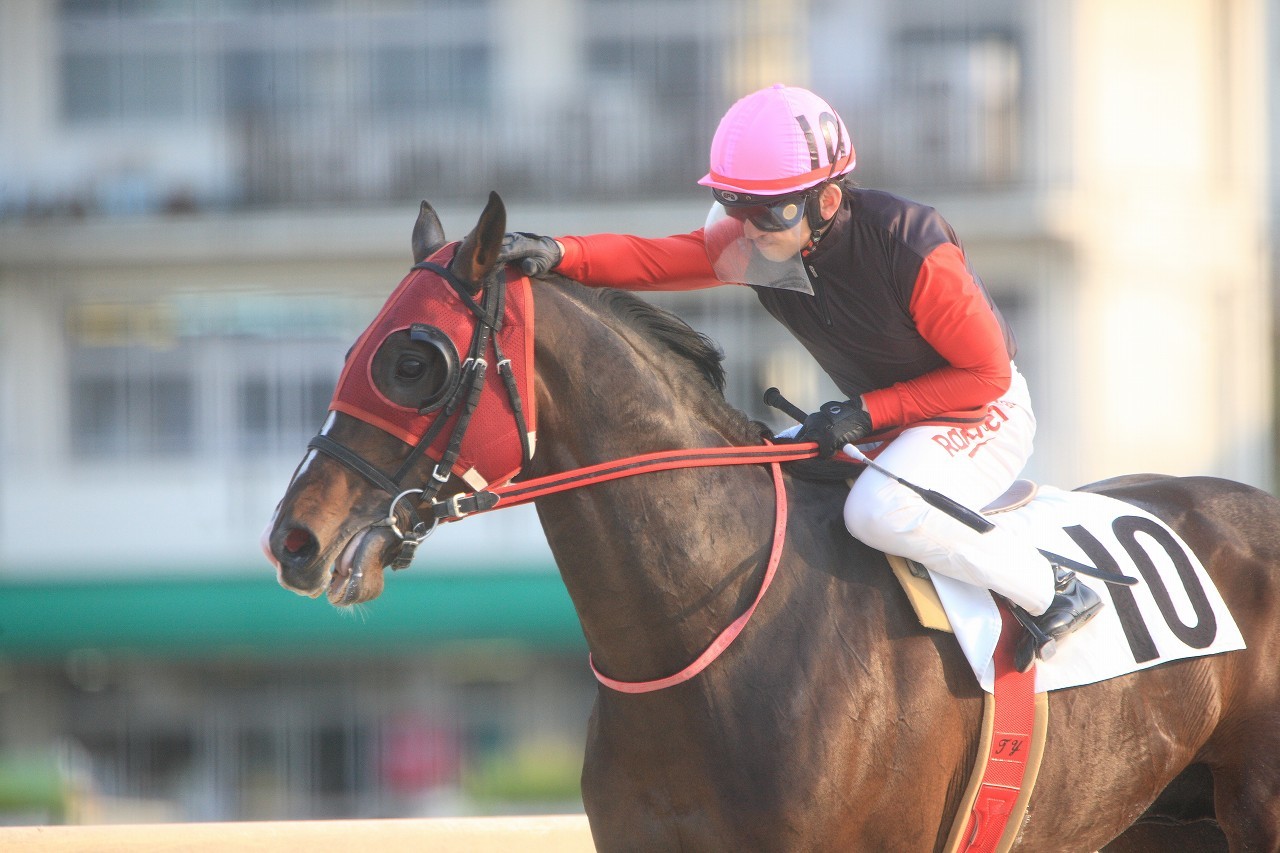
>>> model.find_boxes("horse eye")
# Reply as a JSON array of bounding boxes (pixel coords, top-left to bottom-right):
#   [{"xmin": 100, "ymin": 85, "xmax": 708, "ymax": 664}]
[{"xmin": 396, "ymin": 356, "xmax": 426, "ymax": 380}]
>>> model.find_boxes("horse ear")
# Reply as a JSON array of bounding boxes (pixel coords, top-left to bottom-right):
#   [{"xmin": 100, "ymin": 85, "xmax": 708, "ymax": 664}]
[
  {"xmin": 450, "ymin": 191, "xmax": 507, "ymax": 292},
  {"xmin": 412, "ymin": 200, "xmax": 447, "ymax": 264}
]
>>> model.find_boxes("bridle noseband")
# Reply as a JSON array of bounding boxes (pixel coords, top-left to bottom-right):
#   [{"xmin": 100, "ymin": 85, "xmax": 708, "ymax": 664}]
[{"xmin": 308, "ymin": 259, "xmax": 532, "ymax": 569}]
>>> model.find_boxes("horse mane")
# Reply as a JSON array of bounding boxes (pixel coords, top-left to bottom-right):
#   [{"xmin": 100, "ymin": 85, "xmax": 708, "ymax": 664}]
[
  {"xmin": 596, "ymin": 289, "xmax": 728, "ymax": 394},
  {"xmin": 552, "ymin": 281, "xmax": 769, "ymax": 444}
]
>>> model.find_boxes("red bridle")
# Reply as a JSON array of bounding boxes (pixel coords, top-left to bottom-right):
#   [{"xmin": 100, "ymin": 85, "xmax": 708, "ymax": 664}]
[{"xmin": 309, "ymin": 246, "xmax": 535, "ymax": 569}]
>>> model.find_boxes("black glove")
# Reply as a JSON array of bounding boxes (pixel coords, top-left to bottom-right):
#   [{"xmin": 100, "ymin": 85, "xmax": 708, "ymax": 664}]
[
  {"xmin": 796, "ymin": 399, "xmax": 873, "ymax": 458},
  {"xmin": 499, "ymin": 232, "xmax": 563, "ymax": 276}
]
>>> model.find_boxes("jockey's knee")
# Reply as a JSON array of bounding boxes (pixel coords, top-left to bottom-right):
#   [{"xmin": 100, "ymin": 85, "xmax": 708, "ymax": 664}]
[{"xmin": 843, "ymin": 480, "xmax": 926, "ymax": 551}]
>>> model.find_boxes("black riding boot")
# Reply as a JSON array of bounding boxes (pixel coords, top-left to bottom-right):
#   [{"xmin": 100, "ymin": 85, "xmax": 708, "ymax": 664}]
[{"xmin": 1013, "ymin": 564, "xmax": 1104, "ymax": 672}]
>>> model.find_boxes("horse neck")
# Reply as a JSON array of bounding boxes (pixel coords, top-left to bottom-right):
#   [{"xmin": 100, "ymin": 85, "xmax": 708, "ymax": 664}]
[
  {"xmin": 529, "ymin": 284, "xmax": 749, "ymax": 463},
  {"xmin": 527, "ymin": 284, "xmax": 780, "ymax": 681}
]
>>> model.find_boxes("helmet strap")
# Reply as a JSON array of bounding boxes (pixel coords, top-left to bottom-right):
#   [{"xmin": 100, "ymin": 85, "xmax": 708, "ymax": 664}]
[
  {"xmin": 802, "ymin": 223, "xmax": 828, "ymax": 257},
  {"xmin": 802, "ymin": 198, "xmax": 838, "ymax": 256},
  {"xmin": 804, "ymin": 203, "xmax": 825, "ymax": 231},
  {"xmin": 803, "ymin": 181, "xmax": 840, "ymax": 237}
]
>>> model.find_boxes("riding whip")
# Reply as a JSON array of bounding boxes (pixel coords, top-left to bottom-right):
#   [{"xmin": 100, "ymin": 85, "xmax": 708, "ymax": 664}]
[
  {"xmin": 763, "ymin": 387, "xmax": 1137, "ymax": 586},
  {"xmin": 765, "ymin": 386, "xmax": 994, "ymax": 531}
]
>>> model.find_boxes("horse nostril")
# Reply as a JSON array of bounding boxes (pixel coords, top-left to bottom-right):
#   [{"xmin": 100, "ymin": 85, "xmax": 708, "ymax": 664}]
[{"xmin": 282, "ymin": 527, "xmax": 317, "ymax": 559}]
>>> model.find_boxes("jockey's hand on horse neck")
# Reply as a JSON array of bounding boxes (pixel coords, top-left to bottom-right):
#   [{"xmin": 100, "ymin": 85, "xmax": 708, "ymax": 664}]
[
  {"xmin": 499, "ymin": 232, "xmax": 563, "ymax": 276},
  {"xmin": 797, "ymin": 399, "xmax": 872, "ymax": 458}
]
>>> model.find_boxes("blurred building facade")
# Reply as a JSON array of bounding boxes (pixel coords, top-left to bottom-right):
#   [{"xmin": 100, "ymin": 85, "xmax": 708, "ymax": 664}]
[{"xmin": 0, "ymin": 0, "xmax": 1271, "ymax": 822}]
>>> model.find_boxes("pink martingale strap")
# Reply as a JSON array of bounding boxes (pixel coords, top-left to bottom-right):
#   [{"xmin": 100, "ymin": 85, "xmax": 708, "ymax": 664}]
[
  {"xmin": 432, "ymin": 439, "xmax": 813, "ymax": 693},
  {"xmin": 589, "ymin": 456, "xmax": 789, "ymax": 694}
]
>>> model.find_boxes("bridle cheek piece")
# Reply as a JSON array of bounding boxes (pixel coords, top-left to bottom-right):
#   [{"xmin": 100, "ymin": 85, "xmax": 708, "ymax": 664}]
[{"xmin": 308, "ymin": 244, "xmax": 536, "ymax": 569}]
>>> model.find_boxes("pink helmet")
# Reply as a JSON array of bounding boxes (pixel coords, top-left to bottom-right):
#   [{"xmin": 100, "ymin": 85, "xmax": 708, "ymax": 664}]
[{"xmin": 698, "ymin": 84, "xmax": 856, "ymax": 197}]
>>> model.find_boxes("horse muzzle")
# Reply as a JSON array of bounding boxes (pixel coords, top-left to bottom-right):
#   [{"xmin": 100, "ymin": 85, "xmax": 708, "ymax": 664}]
[
  {"xmin": 324, "ymin": 525, "xmax": 395, "ymax": 605},
  {"xmin": 262, "ymin": 517, "xmax": 395, "ymax": 606}
]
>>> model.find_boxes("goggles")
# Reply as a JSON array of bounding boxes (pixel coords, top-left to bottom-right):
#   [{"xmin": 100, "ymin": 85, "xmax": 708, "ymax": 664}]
[
  {"xmin": 702, "ymin": 203, "xmax": 814, "ymax": 294},
  {"xmin": 712, "ymin": 188, "xmax": 811, "ymax": 232}
]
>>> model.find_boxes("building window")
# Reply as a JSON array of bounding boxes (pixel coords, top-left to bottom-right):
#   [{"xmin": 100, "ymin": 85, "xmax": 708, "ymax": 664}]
[
  {"xmin": 885, "ymin": 29, "xmax": 1023, "ymax": 188},
  {"xmin": 50, "ymin": 0, "xmax": 728, "ymax": 208},
  {"xmin": 236, "ymin": 372, "xmax": 336, "ymax": 455},
  {"xmin": 371, "ymin": 44, "xmax": 492, "ymax": 115},
  {"xmin": 66, "ymin": 295, "xmax": 358, "ymax": 461},
  {"xmin": 62, "ymin": 51, "xmax": 188, "ymax": 122},
  {"xmin": 70, "ymin": 347, "xmax": 198, "ymax": 458}
]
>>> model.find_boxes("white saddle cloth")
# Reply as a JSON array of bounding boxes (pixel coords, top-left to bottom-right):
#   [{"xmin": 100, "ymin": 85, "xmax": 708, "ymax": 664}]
[{"xmin": 932, "ymin": 486, "xmax": 1245, "ymax": 693}]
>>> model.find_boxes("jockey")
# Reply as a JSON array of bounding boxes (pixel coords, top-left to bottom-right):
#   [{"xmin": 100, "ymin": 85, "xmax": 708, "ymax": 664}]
[{"xmin": 499, "ymin": 83, "xmax": 1101, "ymax": 670}]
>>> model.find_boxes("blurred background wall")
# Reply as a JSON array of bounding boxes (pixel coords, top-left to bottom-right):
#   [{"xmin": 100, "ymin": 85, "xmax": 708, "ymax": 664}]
[{"xmin": 0, "ymin": 0, "xmax": 1271, "ymax": 824}]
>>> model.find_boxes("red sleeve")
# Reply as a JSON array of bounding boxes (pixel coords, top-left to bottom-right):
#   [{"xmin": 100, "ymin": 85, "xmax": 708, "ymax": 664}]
[
  {"xmin": 556, "ymin": 230, "xmax": 726, "ymax": 291},
  {"xmin": 862, "ymin": 242, "xmax": 1011, "ymax": 428}
]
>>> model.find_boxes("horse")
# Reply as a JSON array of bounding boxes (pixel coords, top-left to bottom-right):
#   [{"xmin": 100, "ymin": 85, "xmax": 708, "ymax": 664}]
[{"xmin": 263, "ymin": 192, "xmax": 1280, "ymax": 852}]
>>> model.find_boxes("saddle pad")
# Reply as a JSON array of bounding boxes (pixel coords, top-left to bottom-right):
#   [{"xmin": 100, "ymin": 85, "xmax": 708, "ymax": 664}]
[
  {"xmin": 915, "ymin": 486, "xmax": 1246, "ymax": 694},
  {"xmin": 888, "ymin": 554, "xmax": 953, "ymax": 632}
]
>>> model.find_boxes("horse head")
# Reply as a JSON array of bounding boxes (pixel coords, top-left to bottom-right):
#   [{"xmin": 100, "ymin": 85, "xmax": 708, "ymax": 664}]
[{"xmin": 262, "ymin": 192, "xmax": 526, "ymax": 605}]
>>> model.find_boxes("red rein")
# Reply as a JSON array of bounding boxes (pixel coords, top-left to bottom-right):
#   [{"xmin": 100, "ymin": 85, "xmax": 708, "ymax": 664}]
[{"xmin": 445, "ymin": 440, "xmax": 817, "ymax": 693}]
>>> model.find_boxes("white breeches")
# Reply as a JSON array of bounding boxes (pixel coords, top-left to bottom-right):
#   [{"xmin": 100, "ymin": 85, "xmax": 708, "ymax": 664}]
[{"xmin": 842, "ymin": 365, "xmax": 1055, "ymax": 614}]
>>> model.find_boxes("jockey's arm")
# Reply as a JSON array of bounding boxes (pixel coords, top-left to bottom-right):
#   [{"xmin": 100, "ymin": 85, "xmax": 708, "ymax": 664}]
[
  {"xmin": 861, "ymin": 242, "xmax": 1012, "ymax": 430},
  {"xmin": 555, "ymin": 230, "xmax": 725, "ymax": 292}
]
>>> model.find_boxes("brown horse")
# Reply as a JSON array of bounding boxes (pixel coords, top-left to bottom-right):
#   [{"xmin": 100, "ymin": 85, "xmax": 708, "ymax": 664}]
[{"xmin": 263, "ymin": 193, "xmax": 1280, "ymax": 852}]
